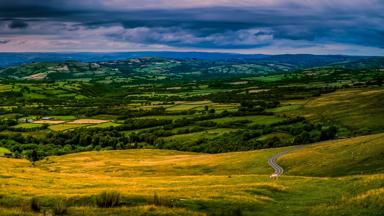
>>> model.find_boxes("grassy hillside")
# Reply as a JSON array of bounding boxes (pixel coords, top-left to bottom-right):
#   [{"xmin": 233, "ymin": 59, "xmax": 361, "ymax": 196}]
[
  {"xmin": 0, "ymin": 134, "xmax": 383, "ymax": 215},
  {"xmin": 279, "ymin": 133, "xmax": 384, "ymax": 176},
  {"xmin": 284, "ymin": 88, "xmax": 384, "ymax": 133}
]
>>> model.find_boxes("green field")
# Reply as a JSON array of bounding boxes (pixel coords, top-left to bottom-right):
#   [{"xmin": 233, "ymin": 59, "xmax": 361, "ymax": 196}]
[
  {"xmin": 243, "ymin": 74, "xmax": 287, "ymax": 82},
  {"xmin": 268, "ymin": 104, "xmax": 303, "ymax": 113},
  {"xmin": 163, "ymin": 128, "xmax": 239, "ymax": 142},
  {"xmin": 50, "ymin": 116, "xmax": 77, "ymax": 120},
  {"xmin": 12, "ymin": 123, "xmax": 44, "ymax": 129},
  {"xmin": 210, "ymin": 115, "xmax": 285, "ymax": 125},
  {"xmin": 166, "ymin": 101, "xmax": 238, "ymax": 112},
  {"xmin": 134, "ymin": 115, "xmax": 190, "ymax": 120},
  {"xmin": 87, "ymin": 122, "xmax": 121, "ymax": 128},
  {"xmin": 48, "ymin": 124, "xmax": 88, "ymax": 131},
  {"xmin": 0, "ymin": 147, "xmax": 10, "ymax": 156}
]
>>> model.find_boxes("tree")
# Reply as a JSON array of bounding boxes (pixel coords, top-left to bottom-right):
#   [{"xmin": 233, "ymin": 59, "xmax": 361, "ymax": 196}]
[
  {"xmin": 320, "ymin": 126, "xmax": 338, "ymax": 141},
  {"xmin": 28, "ymin": 149, "xmax": 39, "ymax": 162}
]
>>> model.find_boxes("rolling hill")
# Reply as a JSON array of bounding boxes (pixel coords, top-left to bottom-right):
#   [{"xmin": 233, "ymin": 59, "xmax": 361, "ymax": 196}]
[
  {"xmin": 0, "ymin": 134, "xmax": 382, "ymax": 215},
  {"xmin": 1, "ymin": 54, "xmax": 381, "ymax": 82}
]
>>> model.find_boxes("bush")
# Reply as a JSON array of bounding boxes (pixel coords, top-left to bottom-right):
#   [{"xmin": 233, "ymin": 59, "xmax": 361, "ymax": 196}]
[
  {"xmin": 53, "ymin": 199, "xmax": 68, "ymax": 215},
  {"xmin": 30, "ymin": 197, "xmax": 40, "ymax": 212},
  {"xmin": 153, "ymin": 192, "xmax": 160, "ymax": 206},
  {"xmin": 96, "ymin": 191, "xmax": 121, "ymax": 208},
  {"xmin": 150, "ymin": 192, "xmax": 175, "ymax": 207}
]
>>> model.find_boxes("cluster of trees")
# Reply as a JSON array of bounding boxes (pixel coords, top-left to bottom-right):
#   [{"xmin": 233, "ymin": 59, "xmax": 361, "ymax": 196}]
[
  {"xmin": 0, "ymin": 119, "xmax": 18, "ymax": 131},
  {"xmin": 0, "ymin": 111, "xmax": 341, "ymax": 161},
  {"xmin": 155, "ymin": 118, "xmax": 338, "ymax": 153},
  {"xmin": 0, "ymin": 129, "xmax": 133, "ymax": 161}
]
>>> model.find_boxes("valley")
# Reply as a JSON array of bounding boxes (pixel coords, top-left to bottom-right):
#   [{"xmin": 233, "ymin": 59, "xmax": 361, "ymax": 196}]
[{"xmin": 0, "ymin": 55, "xmax": 383, "ymax": 215}]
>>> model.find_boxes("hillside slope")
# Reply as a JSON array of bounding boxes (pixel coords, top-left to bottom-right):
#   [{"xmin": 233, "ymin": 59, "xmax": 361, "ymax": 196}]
[
  {"xmin": 279, "ymin": 133, "xmax": 384, "ymax": 176},
  {"xmin": 285, "ymin": 88, "xmax": 384, "ymax": 133},
  {"xmin": 0, "ymin": 133, "xmax": 383, "ymax": 215}
]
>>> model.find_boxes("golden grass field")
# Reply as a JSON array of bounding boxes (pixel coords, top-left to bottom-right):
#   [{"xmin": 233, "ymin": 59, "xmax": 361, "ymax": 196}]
[
  {"xmin": 33, "ymin": 120, "xmax": 66, "ymax": 124},
  {"xmin": 69, "ymin": 119, "xmax": 110, "ymax": 124},
  {"xmin": 0, "ymin": 133, "xmax": 383, "ymax": 215}
]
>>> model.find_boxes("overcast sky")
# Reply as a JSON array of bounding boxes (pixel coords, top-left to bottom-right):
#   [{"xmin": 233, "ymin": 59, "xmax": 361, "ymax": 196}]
[{"xmin": 0, "ymin": 0, "xmax": 383, "ymax": 55}]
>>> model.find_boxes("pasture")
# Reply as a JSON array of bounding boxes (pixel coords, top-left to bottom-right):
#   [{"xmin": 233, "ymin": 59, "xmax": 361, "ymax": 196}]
[
  {"xmin": 87, "ymin": 122, "xmax": 121, "ymax": 128},
  {"xmin": 279, "ymin": 133, "xmax": 384, "ymax": 176},
  {"xmin": 0, "ymin": 134, "xmax": 382, "ymax": 215},
  {"xmin": 12, "ymin": 123, "xmax": 44, "ymax": 129},
  {"xmin": 48, "ymin": 124, "xmax": 89, "ymax": 132},
  {"xmin": 166, "ymin": 101, "xmax": 238, "ymax": 112},
  {"xmin": 210, "ymin": 115, "xmax": 285, "ymax": 125},
  {"xmin": 285, "ymin": 88, "xmax": 384, "ymax": 132},
  {"xmin": 0, "ymin": 147, "xmax": 10, "ymax": 156}
]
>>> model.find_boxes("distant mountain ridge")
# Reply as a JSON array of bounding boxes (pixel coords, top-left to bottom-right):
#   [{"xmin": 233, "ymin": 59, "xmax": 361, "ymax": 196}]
[
  {"xmin": 0, "ymin": 52, "xmax": 375, "ymax": 67},
  {"xmin": 0, "ymin": 52, "xmax": 267, "ymax": 67},
  {"xmin": 0, "ymin": 53, "xmax": 382, "ymax": 82}
]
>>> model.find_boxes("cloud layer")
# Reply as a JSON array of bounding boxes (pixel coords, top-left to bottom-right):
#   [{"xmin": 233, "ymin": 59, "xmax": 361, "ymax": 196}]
[{"xmin": 0, "ymin": 0, "xmax": 383, "ymax": 54}]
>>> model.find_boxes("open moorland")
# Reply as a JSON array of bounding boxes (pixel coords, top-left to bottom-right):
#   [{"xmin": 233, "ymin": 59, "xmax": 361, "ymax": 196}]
[{"xmin": 0, "ymin": 55, "xmax": 383, "ymax": 215}]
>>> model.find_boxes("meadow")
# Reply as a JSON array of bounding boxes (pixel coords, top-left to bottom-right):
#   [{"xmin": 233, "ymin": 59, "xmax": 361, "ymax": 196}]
[
  {"xmin": 0, "ymin": 134, "xmax": 382, "ymax": 215},
  {"xmin": 282, "ymin": 88, "xmax": 384, "ymax": 131}
]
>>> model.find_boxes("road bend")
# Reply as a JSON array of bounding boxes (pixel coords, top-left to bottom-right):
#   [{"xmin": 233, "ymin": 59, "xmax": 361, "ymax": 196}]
[{"xmin": 267, "ymin": 145, "xmax": 310, "ymax": 176}]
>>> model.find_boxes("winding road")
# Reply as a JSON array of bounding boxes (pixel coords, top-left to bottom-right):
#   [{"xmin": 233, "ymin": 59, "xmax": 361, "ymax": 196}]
[{"xmin": 267, "ymin": 145, "xmax": 311, "ymax": 176}]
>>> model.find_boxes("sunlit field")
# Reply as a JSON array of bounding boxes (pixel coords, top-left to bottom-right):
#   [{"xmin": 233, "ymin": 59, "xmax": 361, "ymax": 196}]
[{"xmin": 0, "ymin": 134, "xmax": 383, "ymax": 215}]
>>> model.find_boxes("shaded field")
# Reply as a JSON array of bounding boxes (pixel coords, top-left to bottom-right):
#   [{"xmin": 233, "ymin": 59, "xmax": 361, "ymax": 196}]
[
  {"xmin": 210, "ymin": 115, "xmax": 286, "ymax": 125},
  {"xmin": 87, "ymin": 122, "xmax": 121, "ymax": 128},
  {"xmin": 267, "ymin": 104, "xmax": 303, "ymax": 113},
  {"xmin": 166, "ymin": 101, "xmax": 238, "ymax": 112},
  {"xmin": 162, "ymin": 128, "xmax": 239, "ymax": 144},
  {"xmin": 134, "ymin": 115, "xmax": 190, "ymax": 120}
]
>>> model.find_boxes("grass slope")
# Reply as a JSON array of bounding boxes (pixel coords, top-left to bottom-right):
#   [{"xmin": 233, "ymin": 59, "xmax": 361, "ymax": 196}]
[
  {"xmin": 279, "ymin": 133, "xmax": 384, "ymax": 176},
  {"xmin": 286, "ymin": 88, "xmax": 384, "ymax": 133},
  {"xmin": 0, "ymin": 134, "xmax": 383, "ymax": 215}
]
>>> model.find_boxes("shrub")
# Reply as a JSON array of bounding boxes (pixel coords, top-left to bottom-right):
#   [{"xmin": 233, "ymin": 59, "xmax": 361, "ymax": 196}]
[
  {"xmin": 30, "ymin": 197, "xmax": 40, "ymax": 212},
  {"xmin": 96, "ymin": 191, "xmax": 121, "ymax": 208},
  {"xmin": 151, "ymin": 192, "xmax": 175, "ymax": 207},
  {"xmin": 53, "ymin": 199, "xmax": 68, "ymax": 215},
  {"xmin": 153, "ymin": 192, "xmax": 160, "ymax": 206}
]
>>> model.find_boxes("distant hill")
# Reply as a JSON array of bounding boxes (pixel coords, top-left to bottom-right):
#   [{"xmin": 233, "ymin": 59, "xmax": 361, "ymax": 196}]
[
  {"xmin": 0, "ymin": 52, "xmax": 375, "ymax": 67},
  {"xmin": 0, "ymin": 52, "xmax": 268, "ymax": 67},
  {"xmin": 0, "ymin": 54, "xmax": 382, "ymax": 82}
]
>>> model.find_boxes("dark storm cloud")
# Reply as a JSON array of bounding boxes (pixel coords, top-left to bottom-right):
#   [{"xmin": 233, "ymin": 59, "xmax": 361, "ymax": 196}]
[
  {"xmin": 0, "ymin": 0, "xmax": 383, "ymax": 53},
  {"xmin": 8, "ymin": 20, "xmax": 29, "ymax": 29},
  {"xmin": 0, "ymin": 39, "xmax": 10, "ymax": 44}
]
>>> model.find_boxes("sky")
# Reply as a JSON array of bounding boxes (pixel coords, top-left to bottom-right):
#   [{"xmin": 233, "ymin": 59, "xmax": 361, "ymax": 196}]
[{"xmin": 0, "ymin": 0, "xmax": 383, "ymax": 55}]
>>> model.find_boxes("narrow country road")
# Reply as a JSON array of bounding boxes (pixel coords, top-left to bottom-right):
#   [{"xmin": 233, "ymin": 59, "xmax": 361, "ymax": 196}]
[{"xmin": 267, "ymin": 145, "xmax": 311, "ymax": 176}]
